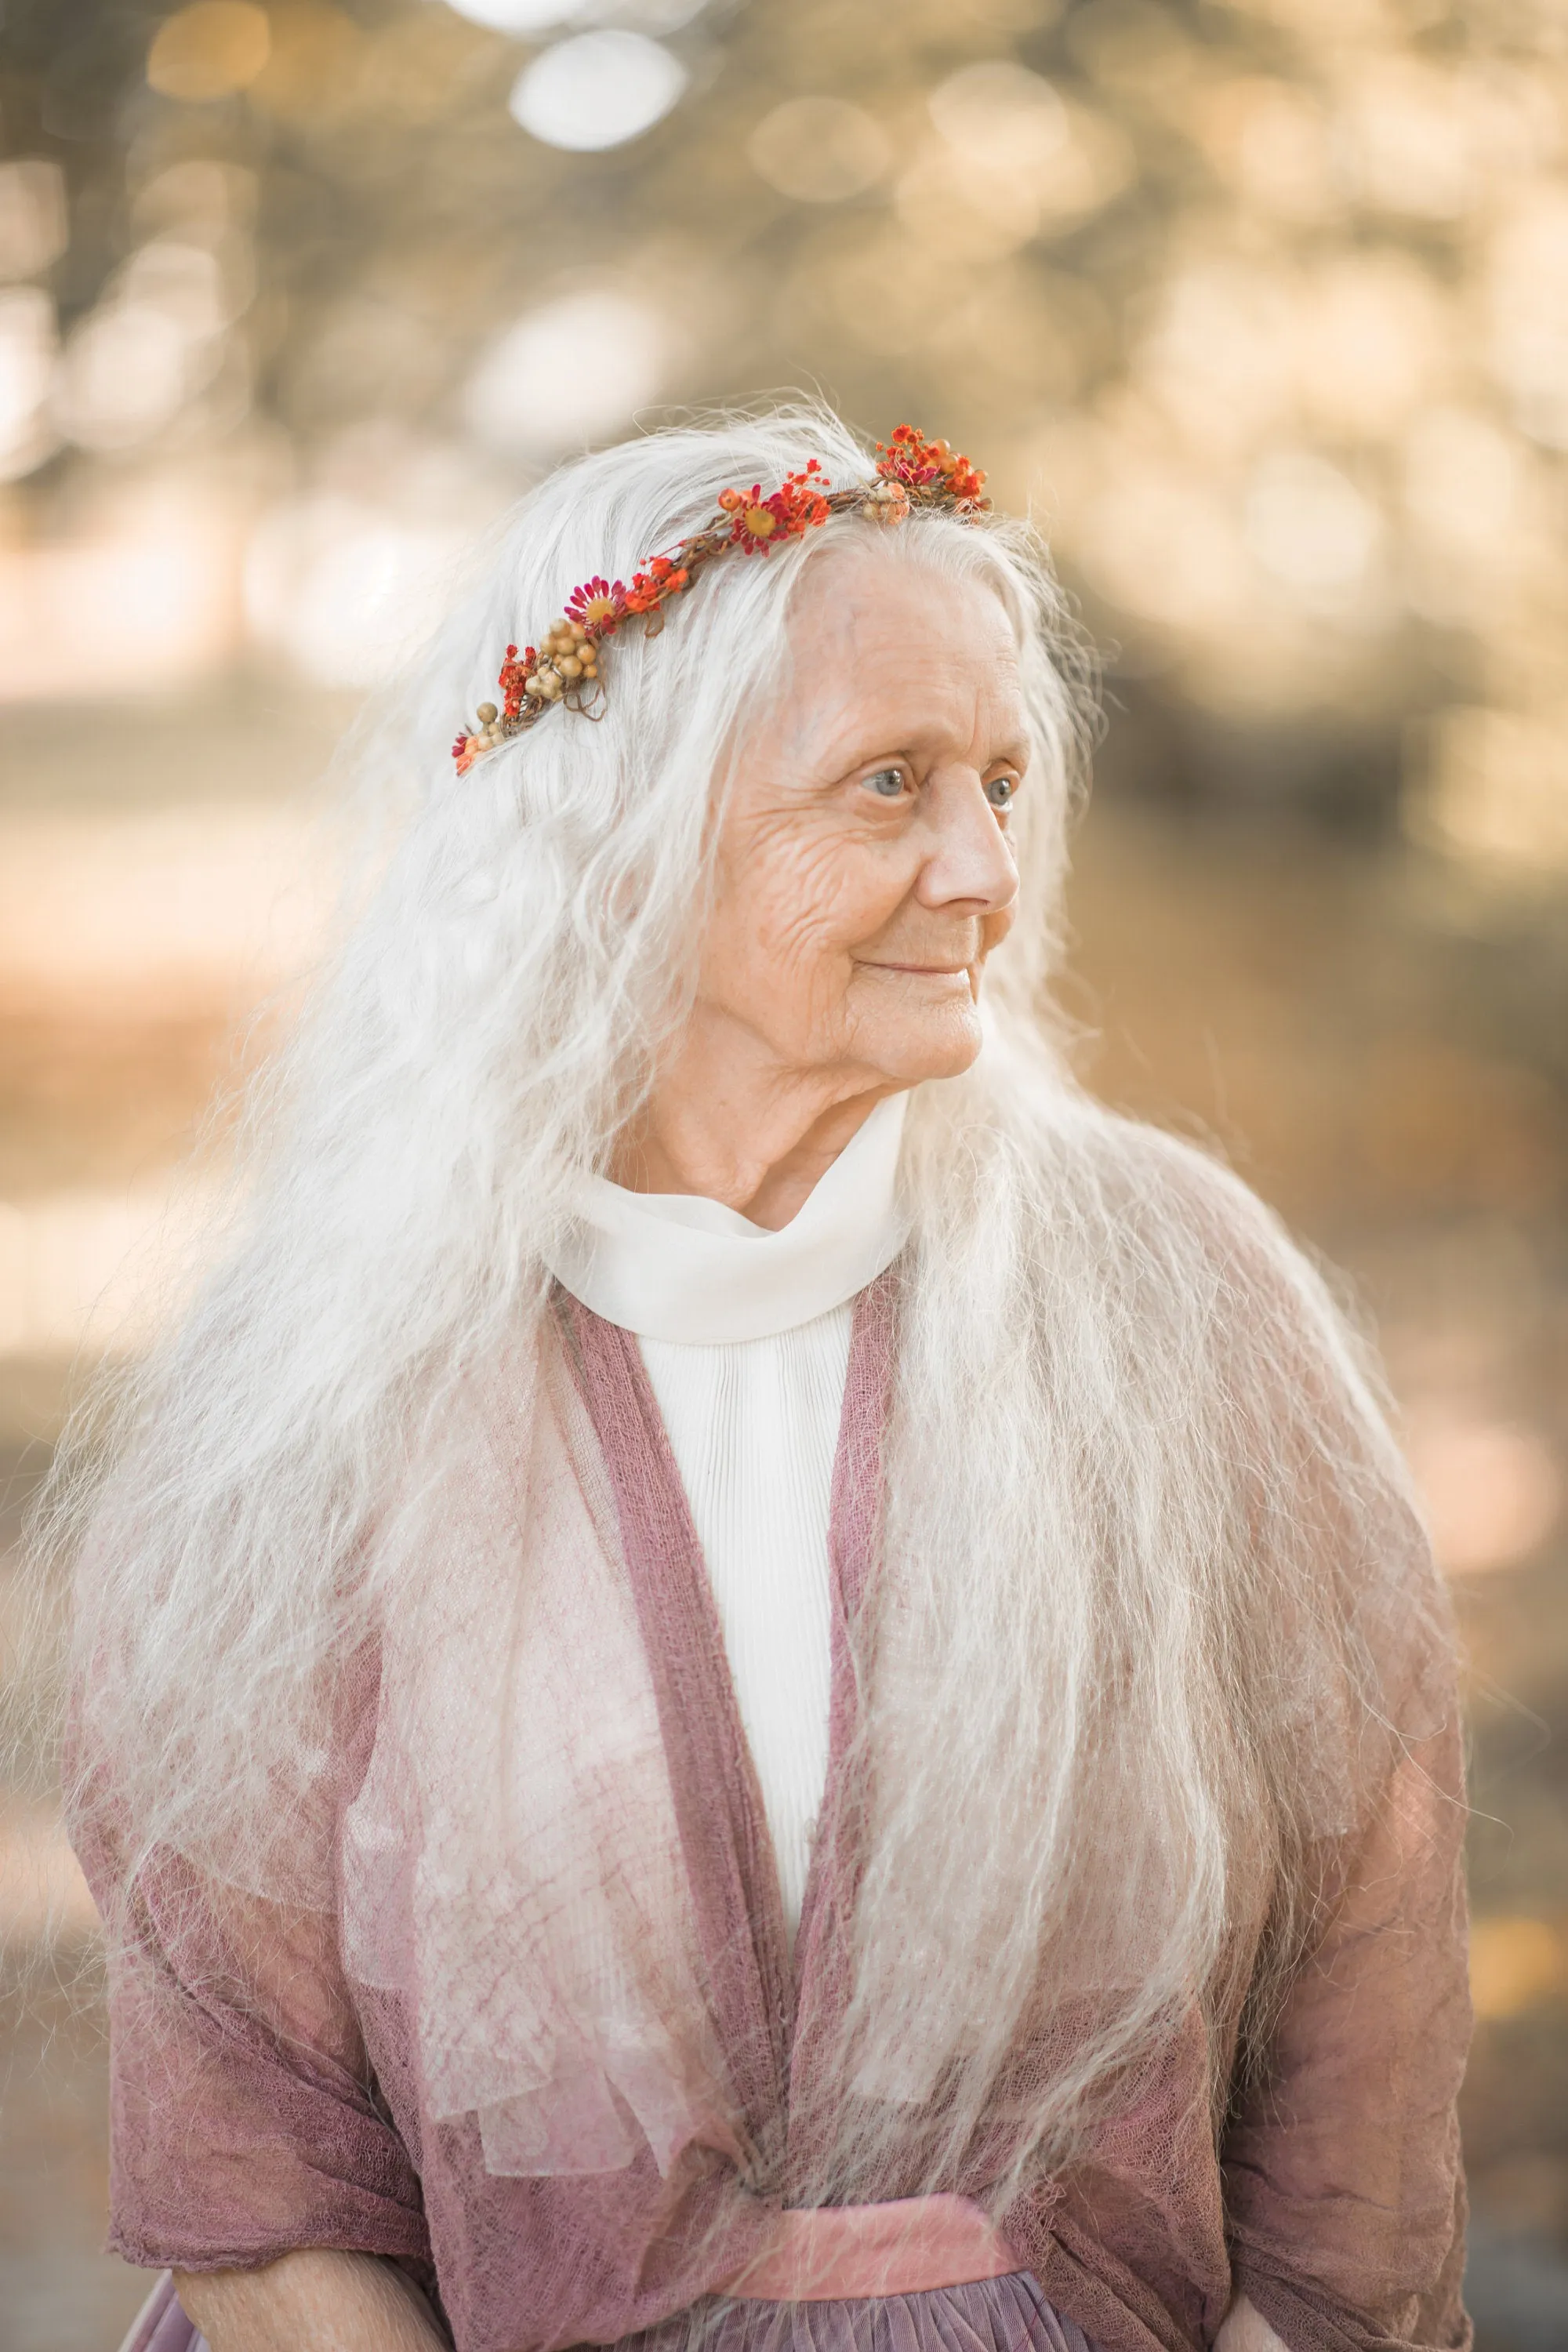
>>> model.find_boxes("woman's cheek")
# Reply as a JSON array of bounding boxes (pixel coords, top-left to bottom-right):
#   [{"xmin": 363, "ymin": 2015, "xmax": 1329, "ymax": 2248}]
[{"xmin": 757, "ymin": 852, "xmax": 880, "ymax": 969}]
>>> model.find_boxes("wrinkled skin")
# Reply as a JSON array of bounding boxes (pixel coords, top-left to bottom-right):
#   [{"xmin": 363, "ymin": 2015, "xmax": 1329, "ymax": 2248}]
[{"xmin": 612, "ymin": 542, "xmax": 1028, "ymax": 1228}]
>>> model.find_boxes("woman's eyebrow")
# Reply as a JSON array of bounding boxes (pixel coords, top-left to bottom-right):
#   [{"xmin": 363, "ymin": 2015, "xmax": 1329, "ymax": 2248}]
[
  {"xmin": 818, "ymin": 713, "xmax": 1025, "ymax": 767},
  {"xmin": 808, "ymin": 732, "xmax": 1033, "ymax": 786}
]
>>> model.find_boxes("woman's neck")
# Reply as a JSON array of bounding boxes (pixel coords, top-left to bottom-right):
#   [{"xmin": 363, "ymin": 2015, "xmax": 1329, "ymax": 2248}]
[{"xmin": 612, "ymin": 1063, "xmax": 901, "ymax": 1231}]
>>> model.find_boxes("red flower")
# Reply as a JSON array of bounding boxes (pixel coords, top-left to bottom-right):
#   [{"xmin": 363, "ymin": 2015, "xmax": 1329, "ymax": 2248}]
[
  {"xmin": 721, "ymin": 459, "xmax": 831, "ymax": 554},
  {"xmin": 566, "ymin": 575, "xmax": 626, "ymax": 633},
  {"xmin": 497, "ymin": 644, "xmax": 538, "ymax": 717},
  {"xmin": 875, "ymin": 426, "xmax": 987, "ymax": 508}
]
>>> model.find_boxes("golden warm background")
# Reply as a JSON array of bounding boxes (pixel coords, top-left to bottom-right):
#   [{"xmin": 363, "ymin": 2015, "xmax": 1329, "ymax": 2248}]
[{"xmin": 2, "ymin": 0, "xmax": 1566, "ymax": 2343}]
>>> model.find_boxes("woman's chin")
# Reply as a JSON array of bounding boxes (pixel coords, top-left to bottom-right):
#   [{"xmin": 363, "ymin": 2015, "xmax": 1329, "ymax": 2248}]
[{"xmin": 855, "ymin": 1003, "xmax": 985, "ymax": 1087}]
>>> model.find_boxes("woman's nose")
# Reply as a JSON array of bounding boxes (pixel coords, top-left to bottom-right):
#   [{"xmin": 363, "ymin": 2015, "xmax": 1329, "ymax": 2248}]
[{"xmin": 915, "ymin": 771, "xmax": 1019, "ymax": 915}]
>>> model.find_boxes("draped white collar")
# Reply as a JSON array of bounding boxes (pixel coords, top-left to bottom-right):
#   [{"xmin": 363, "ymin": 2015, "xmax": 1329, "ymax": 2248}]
[{"xmin": 546, "ymin": 1092, "xmax": 909, "ymax": 1345}]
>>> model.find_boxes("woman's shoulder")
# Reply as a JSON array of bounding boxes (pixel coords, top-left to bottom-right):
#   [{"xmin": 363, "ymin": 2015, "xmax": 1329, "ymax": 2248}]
[
  {"xmin": 993, "ymin": 1082, "xmax": 1405, "ymax": 1455},
  {"xmin": 1025, "ymin": 1084, "xmax": 1319, "ymax": 1289}
]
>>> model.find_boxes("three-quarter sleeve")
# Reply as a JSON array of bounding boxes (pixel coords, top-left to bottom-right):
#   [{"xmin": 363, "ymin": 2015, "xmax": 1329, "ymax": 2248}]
[
  {"xmin": 1221, "ymin": 1708, "xmax": 1472, "ymax": 2352},
  {"xmin": 70, "ymin": 1680, "xmax": 431, "ymax": 2278}
]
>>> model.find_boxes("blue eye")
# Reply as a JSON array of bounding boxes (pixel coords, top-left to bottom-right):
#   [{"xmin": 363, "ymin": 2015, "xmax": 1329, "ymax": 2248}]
[
  {"xmin": 864, "ymin": 767, "xmax": 907, "ymax": 798},
  {"xmin": 985, "ymin": 774, "xmax": 1018, "ymax": 809}
]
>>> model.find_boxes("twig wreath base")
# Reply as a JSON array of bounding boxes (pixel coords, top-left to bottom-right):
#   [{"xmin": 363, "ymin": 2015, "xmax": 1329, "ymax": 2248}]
[{"xmin": 452, "ymin": 426, "xmax": 989, "ymax": 776}]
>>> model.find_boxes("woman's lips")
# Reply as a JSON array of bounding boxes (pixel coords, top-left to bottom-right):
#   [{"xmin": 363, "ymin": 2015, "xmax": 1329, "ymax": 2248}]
[{"xmin": 859, "ymin": 960, "xmax": 971, "ymax": 976}]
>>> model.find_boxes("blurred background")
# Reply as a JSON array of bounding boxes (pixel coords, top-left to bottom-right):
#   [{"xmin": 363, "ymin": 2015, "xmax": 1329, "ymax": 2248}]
[{"xmin": 1, "ymin": 0, "xmax": 1566, "ymax": 2343}]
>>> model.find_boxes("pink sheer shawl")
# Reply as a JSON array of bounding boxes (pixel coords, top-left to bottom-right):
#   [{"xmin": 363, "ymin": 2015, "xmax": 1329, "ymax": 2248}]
[{"xmin": 77, "ymin": 1276, "xmax": 1472, "ymax": 2352}]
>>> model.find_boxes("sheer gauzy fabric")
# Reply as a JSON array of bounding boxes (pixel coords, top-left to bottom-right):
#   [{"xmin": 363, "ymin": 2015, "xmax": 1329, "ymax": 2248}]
[
  {"xmin": 73, "ymin": 1273, "xmax": 1471, "ymax": 2352},
  {"xmin": 115, "ymin": 2262, "xmax": 1098, "ymax": 2352}
]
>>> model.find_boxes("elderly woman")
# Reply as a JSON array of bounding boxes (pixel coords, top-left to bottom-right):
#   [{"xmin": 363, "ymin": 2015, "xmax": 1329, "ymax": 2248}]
[{"xmin": 64, "ymin": 411, "xmax": 1469, "ymax": 2352}]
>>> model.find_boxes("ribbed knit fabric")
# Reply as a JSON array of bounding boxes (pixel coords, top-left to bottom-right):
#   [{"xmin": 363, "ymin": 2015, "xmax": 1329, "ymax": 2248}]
[
  {"xmin": 543, "ymin": 1095, "xmax": 907, "ymax": 1938},
  {"xmin": 639, "ymin": 1308, "xmax": 850, "ymax": 1936}
]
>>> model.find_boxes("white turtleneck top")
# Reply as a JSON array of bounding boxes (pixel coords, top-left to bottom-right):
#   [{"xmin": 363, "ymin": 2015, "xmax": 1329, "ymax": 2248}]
[{"xmin": 545, "ymin": 1094, "xmax": 908, "ymax": 1940}]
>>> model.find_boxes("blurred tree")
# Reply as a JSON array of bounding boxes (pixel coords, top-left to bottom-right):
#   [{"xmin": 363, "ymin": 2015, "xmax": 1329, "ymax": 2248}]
[{"xmin": 2, "ymin": 0, "xmax": 1566, "ymax": 848}]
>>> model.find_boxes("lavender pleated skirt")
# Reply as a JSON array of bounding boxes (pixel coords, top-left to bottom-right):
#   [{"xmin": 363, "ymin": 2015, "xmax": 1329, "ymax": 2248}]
[
  {"xmin": 117, "ymin": 2274, "xmax": 201, "ymax": 2352},
  {"xmin": 118, "ymin": 2264, "xmax": 1097, "ymax": 2352},
  {"xmin": 622, "ymin": 2271, "xmax": 1097, "ymax": 2352}
]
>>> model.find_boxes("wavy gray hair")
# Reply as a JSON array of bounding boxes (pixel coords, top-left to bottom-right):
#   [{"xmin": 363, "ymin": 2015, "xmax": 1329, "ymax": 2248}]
[{"xmin": 42, "ymin": 403, "xmax": 1446, "ymax": 2200}]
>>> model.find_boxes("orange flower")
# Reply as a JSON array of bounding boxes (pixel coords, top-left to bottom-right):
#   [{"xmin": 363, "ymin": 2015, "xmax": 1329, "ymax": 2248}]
[
  {"xmin": 875, "ymin": 425, "xmax": 988, "ymax": 508},
  {"xmin": 623, "ymin": 556, "xmax": 690, "ymax": 613}
]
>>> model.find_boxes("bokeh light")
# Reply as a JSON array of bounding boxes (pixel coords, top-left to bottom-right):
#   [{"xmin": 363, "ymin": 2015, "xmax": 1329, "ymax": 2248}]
[
  {"xmin": 0, "ymin": 162, "xmax": 67, "ymax": 283},
  {"xmin": 0, "ymin": 289, "xmax": 60, "ymax": 483},
  {"xmin": 747, "ymin": 98, "xmax": 892, "ymax": 204},
  {"xmin": 508, "ymin": 30, "xmax": 690, "ymax": 151},
  {"xmin": 145, "ymin": 2, "xmax": 272, "ymax": 102},
  {"xmin": 445, "ymin": 0, "xmax": 585, "ymax": 29},
  {"xmin": 463, "ymin": 288, "xmax": 671, "ymax": 456}
]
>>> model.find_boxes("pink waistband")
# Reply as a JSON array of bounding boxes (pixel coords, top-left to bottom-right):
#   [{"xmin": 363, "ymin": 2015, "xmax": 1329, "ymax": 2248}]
[{"xmin": 724, "ymin": 2194, "xmax": 1018, "ymax": 2303}]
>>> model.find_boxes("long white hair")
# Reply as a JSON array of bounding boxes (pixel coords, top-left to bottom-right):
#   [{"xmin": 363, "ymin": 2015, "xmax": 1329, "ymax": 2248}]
[{"xmin": 45, "ymin": 403, "xmax": 1450, "ymax": 2198}]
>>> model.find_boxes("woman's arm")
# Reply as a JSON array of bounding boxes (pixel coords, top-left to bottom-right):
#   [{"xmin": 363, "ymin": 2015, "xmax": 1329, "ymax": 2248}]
[
  {"xmin": 69, "ymin": 1795, "xmax": 433, "ymax": 2292},
  {"xmin": 1220, "ymin": 1714, "xmax": 1471, "ymax": 2351},
  {"xmin": 93, "ymin": 1858, "xmax": 430, "ymax": 2282},
  {"xmin": 71, "ymin": 1648, "xmax": 433, "ymax": 2297},
  {"xmin": 174, "ymin": 2251, "xmax": 446, "ymax": 2352}
]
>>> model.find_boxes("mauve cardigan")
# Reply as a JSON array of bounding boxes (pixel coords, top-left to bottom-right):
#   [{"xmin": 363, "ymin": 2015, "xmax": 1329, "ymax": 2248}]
[{"xmin": 76, "ymin": 1279, "xmax": 1472, "ymax": 2352}]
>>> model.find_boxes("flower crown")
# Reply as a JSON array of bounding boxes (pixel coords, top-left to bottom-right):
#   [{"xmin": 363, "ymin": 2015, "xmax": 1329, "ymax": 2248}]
[{"xmin": 452, "ymin": 426, "xmax": 988, "ymax": 774}]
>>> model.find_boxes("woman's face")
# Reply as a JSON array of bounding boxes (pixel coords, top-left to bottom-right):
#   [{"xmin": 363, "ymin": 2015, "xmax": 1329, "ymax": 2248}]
[{"xmin": 699, "ymin": 543, "xmax": 1028, "ymax": 1096}]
